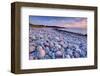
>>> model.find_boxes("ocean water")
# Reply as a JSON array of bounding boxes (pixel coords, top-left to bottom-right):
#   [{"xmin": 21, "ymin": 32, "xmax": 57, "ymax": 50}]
[{"xmin": 57, "ymin": 28, "xmax": 87, "ymax": 35}]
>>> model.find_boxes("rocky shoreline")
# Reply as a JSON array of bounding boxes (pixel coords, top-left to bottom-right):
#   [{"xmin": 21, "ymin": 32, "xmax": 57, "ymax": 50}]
[{"xmin": 29, "ymin": 27, "xmax": 87, "ymax": 60}]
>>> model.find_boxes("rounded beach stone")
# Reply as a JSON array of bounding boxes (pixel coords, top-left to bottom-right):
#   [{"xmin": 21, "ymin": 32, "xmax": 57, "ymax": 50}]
[
  {"xmin": 55, "ymin": 51, "xmax": 63, "ymax": 58},
  {"xmin": 37, "ymin": 46, "xmax": 46, "ymax": 58},
  {"xmin": 29, "ymin": 46, "xmax": 35, "ymax": 52},
  {"xmin": 32, "ymin": 35, "xmax": 36, "ymax": 40}
]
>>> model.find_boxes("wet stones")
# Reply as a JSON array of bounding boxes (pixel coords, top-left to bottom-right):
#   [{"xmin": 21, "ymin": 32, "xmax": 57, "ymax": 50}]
[{"xmin": 29, "ymin": 27, "xmax": 87, "ymax": 60}]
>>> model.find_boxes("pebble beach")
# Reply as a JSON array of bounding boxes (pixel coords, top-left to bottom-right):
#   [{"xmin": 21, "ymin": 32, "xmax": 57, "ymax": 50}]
[{"xmin": 29, "ymin": 26, "xmax": 87, "ymax": 60}]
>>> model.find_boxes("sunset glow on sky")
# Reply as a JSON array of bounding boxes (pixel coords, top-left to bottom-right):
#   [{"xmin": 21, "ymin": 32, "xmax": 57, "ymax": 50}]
[{"xmin": 29, "ymin": 16, "xmax": 87, "ymax": 29}]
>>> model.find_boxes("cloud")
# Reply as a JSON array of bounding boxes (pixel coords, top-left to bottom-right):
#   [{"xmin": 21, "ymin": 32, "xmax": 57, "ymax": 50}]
[
  {"xmin": 60, "ymin": 18, "xmax": 87, "ymax": 29},
  {"xmin": 29, "ymin": 16, "xmax": 87, "ymax": 29}
]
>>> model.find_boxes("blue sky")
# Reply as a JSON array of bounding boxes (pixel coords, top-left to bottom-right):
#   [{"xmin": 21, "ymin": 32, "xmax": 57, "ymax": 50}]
[{"xmin": 29, "ymin": 16, "xmax": 87, "ymax": 28}]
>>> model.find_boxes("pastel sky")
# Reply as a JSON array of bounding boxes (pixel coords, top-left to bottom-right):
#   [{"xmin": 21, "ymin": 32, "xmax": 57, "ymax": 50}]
[{"xmin": 29, "ymin": 16, "xmax": 87, "ymax": 29}]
